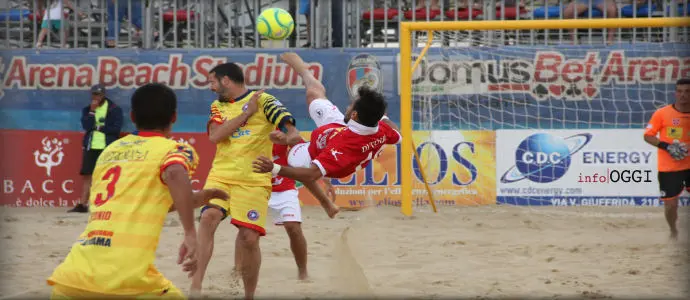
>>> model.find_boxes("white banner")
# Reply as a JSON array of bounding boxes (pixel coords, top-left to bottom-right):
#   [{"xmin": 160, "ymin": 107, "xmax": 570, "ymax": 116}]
[{"xmin": 496, "ymin": 129, "xmax": 687, "ymax": 207}]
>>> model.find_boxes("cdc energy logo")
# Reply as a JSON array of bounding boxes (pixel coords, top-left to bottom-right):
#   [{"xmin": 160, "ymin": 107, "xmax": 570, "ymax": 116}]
[{"xmin": 500, "ymin": 133, "xmax": 592, "ymax": 184}]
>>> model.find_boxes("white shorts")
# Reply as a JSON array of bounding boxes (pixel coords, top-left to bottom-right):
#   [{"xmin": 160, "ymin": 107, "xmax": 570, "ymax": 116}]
[
  {"xmin": 309, "ymin": 98, "xmax": 346, "ymax": 128},
  {"xmin": 269, "ymin": 189, "xmax": 301, "ymax": 225},
  {"xmin": 288, "ymin": 142, "xmax": 312, "ymax": 168}
]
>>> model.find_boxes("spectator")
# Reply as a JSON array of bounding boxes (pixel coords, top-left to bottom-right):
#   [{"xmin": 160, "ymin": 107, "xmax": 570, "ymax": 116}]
[
  {"xmin": 35, "ymin": 0, "xmax": 83, "ymax": 48},
  {"xmin": 68, "ymin": 84, "xmax": 123, "ymax": 213},
  {"xmin": 415, "ymin": 0, "xmax": 441, "ymax": 10},
  {"xmin": 300, "ymin": 0, "xmax": 343, "ymax": 47},
  {"xmin": 106, "ymin": 0, "xmax": 143, "ymax": 48},
  {"xmin": 563, "ymin": 0, "xmax": 618, "ymax": 44}
]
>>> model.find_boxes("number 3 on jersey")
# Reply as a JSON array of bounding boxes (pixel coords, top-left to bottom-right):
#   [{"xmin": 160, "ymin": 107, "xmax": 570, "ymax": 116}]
[{"xmin": 93, "ymin": 166, "xmax": 122, "ymax": 207}]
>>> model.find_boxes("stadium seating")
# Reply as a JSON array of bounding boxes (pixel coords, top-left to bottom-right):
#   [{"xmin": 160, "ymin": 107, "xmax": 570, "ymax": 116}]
[
  {"xmin": 0, "ymin": 0, "xmax": 677, "ymax": 49},
  {"xmin": 0, "ymin": 9, "xmax": 30, "ymax": 22}
]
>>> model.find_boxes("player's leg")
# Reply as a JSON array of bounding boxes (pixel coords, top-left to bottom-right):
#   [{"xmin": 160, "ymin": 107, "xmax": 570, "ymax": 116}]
[
  {"xmin": 658, "ymin": 171, "xmax": 685, "ymax": 239},
  {"xmin": 228, "ymin": 185, "xmax": 271, "ymax": 299},
  {"xmin": 69, "ymin": 150, "xmax": 101, "ymax": 213},
  {"xmin": 563, "ymin": 1, "xmax": 589, "ymax": 43},
  {"xmin": 272, "ymin": 190, "xmax": 308, "ymax": 280},
  {"xmin": 190, "ymin": 180, "xmax": 232, "ymax": 294}
]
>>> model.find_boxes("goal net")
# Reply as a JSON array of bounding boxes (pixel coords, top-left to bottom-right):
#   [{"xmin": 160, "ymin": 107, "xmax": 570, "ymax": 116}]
[{"xmin": 399, "ymin": 18, "xmax": 690, "ymax": 215}]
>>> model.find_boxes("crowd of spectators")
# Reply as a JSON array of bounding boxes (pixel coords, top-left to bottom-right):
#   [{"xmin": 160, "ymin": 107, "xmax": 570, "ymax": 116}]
[{"xmin": 0, "ymin": 0, "xmax": 683, "ymax": 49}]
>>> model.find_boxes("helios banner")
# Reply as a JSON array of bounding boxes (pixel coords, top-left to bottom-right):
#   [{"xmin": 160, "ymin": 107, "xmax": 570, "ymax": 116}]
[
  {"xmin": 496, "ymin": 129, "xmax": 689, "ymax": 207},
  {"xmin": 301, "ymin": 130, "xmax": 497, "ymax": 208}
]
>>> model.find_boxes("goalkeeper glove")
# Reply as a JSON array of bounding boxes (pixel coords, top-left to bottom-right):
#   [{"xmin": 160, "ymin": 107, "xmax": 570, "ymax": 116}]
[{"xmin": 658, "ymin": 141, "xmax": 688, "ymax": 161}]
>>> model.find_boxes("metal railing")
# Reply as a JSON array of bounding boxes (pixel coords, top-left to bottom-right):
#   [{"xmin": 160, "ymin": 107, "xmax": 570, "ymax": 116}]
[{"xmin": 0, "ymin": 0, "xmax": 686, "ymax": 49}]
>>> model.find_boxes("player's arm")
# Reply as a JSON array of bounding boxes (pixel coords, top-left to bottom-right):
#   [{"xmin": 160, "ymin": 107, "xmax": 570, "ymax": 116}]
[
  {"xmin": 162, "ymin": 165, "xmax": 197, "ymax": 235},
  {"xmin": 208, "ymin": 91, "xmax": 263, "ymax": 144},
  {"xmin": 643, "ymin": 110, "xmax": 665, "ymax": 148},
  {"xmin": 261, "ymin": 94, "xmax": 301, "ymax": 145},
  {"xmin": 253, "ymin": 156, "xmax": 323, "ymax": 182},
  {"xmin": 380, "ymin": 116, "xmax": 402, "ymax": 144}
]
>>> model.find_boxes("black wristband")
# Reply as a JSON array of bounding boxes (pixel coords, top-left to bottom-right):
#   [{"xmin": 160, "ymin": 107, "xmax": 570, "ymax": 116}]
[{"xmin": 657, "ymin": 141, "xmax": 670, "ymax": 150}]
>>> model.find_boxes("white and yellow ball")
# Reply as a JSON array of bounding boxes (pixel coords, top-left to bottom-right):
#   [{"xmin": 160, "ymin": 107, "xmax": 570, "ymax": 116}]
[{"xmin": 256, "ymin": 8, "xmax": 295, "ymax": 40}]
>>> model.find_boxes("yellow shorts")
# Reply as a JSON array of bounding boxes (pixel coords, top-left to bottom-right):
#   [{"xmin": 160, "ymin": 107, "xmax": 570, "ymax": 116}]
[
  {"xmin": 201, "ymin": 180, "xmax": 271, "ymax": 236},
  {"xmin": 50, "ymin": 283, "xmax": 185, "ymax": 299}
]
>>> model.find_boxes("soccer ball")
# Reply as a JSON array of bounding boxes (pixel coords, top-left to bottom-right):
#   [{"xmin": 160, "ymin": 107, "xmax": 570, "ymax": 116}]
[{"xmin": 256, "ymin": 8, "xmax": 295, "ymax": 40}]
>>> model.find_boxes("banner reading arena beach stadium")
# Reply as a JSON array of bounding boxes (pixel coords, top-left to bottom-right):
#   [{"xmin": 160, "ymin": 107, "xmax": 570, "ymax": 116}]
[{"xmin": 0, "ymin": 44, "xmax": 688, "ymax": 207}]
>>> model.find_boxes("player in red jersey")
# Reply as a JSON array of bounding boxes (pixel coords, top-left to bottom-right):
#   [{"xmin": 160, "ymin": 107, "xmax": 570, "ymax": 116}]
[
  {"xmin": 255, "ymin": 52, "xmax": 401, "ymax": 184},
  {"xmin": 268, "ymin": 142, "xmax": 336, "ymax": 280}
]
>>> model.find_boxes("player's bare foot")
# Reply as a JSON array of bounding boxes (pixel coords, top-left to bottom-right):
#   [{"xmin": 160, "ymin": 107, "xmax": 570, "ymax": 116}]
[
  {"xmin": 189, "ymin": 289, "xmax": 202, "ymax": 299},
  {"xmin": 326, "ymin": 205, "xmax": 340, "ymax": 219},
  {"xmin": 298, "ymin": 270, "xmax": 308, "ymax": 280}
]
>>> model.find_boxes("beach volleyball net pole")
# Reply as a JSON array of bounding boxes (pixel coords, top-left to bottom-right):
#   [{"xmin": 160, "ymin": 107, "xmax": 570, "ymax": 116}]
[{"xmin": 399, "ymin": 17, "xmax": 690, "ymax": 216}]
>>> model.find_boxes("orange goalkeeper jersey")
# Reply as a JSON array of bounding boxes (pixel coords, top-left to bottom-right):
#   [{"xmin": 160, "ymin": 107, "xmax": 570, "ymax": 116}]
[
  {"xmin": 207, "ymin": 90, "xmax": 295, "ymax": 186},
  {"xmin": 47, "ymin": 131, "xmax": 199, "ymax": 295},
  {"xmin": 644, "ymin": 104, "xmax": 690, "ymax": 172}
]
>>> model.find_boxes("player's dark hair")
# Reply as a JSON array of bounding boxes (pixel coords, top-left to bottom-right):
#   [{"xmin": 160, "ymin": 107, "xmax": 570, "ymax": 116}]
[
  {"xmin": 353, "ymin": 86, "xmax": 387, "ymax": 127},
  {"xmin": 210, "ymin": 63, "xmax": 245, "ymax": 84},
  {"xmin": 131, "ymin": 83, "xmax": 177, "ymax": 130},
  {"xmin": 676, "ymin": 78, "xmax": 690, "ymax": 86}
]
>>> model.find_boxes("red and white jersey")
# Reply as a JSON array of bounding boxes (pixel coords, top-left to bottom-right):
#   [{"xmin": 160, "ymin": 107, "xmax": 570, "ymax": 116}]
[
  {"xmin": 272, "ymin": 143, "xmax": 299, "ymax": 192},
  {"xmin": 310, "ymin": 120, "xmax": 401, "ymax": 179}
]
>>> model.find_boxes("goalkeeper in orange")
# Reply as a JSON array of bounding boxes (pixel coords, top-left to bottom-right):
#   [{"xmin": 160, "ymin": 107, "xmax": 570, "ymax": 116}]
[
  {"xmin": 46, "ymin": 83, "xmax": 229, "ymax": 299},
  {"xmin": 643, "ymin": 78, "xmax": 690, "ymax": 240}
]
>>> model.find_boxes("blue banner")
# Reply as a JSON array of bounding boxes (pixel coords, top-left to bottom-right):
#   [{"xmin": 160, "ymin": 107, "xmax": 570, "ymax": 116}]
[{"xmin": 1, "ymin": 43, "xmax": 687, "ymax": 132}]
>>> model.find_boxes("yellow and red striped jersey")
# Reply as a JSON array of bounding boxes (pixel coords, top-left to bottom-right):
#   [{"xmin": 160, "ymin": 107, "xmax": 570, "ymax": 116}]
[
  {"xmin": 207, "ymin": 90, "xmax": 295, "ymax": 186},
  {"xmin": 47, "ymin": 131, "xmax": 199, "ymax": 295}
]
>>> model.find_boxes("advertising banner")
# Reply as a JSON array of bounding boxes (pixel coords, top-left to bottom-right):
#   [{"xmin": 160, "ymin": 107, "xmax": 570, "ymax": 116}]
[
  {"xmin": 305, "ymin": 130, "xmax": 496, "ymax": 209},
  {"xmin": 1, "ymin": 44, "xmax": 688, "ymax": 133},
  {"xmin": 496, "ymin": 129, "xmax": 689, "ymax": 207},
  {"xmin": 0, "ymin": 129, "xmax": 496, "ymax": 209}
]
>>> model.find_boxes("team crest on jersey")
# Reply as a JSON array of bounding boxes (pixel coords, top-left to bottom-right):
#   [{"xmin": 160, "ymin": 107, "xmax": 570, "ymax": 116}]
[
  {"xmin": 346, "ymin": 54, "xmax": 383, "ymax": 99},
  {"xmin": 316, "ymin": 127, "xmax": 346, "ymax": 149},
  {"xmin": 247, "ymin": 210, "xmax": 259, "ymax": 221},
  {"xmin": 672, "ymin": 118, "xmax": 680, "ymax": 126},
  {"xmin": 174, "ymin": 145, "xmax": 195, "ymax": 162}
]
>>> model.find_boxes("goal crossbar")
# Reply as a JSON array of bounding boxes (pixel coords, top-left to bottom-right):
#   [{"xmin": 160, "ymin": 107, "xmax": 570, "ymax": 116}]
[{"xmin": 398, "ymin": 17, "xmax": 690, "ymax": 216}]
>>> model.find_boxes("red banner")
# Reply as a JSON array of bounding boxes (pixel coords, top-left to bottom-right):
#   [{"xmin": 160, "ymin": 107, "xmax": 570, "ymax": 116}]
[
  {"xmin": 1, "ymin": 130, "xmax": 85, "ymax": 207},
  {"xmin": 0, "ymin": 130, "xmax": 217, "ymax": 207}
]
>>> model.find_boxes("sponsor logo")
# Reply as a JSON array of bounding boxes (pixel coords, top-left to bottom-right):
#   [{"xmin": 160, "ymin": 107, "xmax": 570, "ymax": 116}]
[
  {"xmin": 401, "ymin": 50, "xmax": 690, "ymax": 100},
  {"xmin": 34, "ymin": 137, "xmax": 66, "ymax": 176},
  {"xmin": 347, "ymin": 54, "xmax": 383, "ymax": 99},
  {"xmin": 330, "ymin": 149, "xmax": 343, "ymax": 161},
  {"xmin": 247, "ymin": 209, "xmax": 259, "ymax": 221},
  {"xmin": 501, "ymin": 133, "xmax": 592, "ymax": 183}
]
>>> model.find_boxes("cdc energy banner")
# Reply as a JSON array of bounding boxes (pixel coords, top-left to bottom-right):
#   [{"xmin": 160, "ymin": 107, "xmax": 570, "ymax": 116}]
[{"xmin": 495, "ymin": 129, "xmax": 687, "ymax": 207}]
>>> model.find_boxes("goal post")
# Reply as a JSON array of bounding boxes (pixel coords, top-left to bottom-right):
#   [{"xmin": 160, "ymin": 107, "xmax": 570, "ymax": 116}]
[{"xmin": 399, "ymin": 17, "xmax": 690, "ymax": 216}]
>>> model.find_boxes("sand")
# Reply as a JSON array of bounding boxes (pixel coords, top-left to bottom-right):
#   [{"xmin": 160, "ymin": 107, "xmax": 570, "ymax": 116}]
[{"xmin": 0, "ymin": 205, "xmax": 688, "ymax": 299}]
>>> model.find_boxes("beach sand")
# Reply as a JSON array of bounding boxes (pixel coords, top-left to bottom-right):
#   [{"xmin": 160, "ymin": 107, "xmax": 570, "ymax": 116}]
[{"xmin": 0, "ymin": 205, "xmax": 687, "ymax": 299}]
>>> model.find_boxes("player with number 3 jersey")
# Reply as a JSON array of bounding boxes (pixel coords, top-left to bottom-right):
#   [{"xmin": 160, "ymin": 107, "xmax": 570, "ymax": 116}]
[
  {"xmin": 47, "ymin": 83, "xmax": 229, "ymax": 299},
  {"xmin": 253, "ymin": 52, "xmax": 402, "ymax": 186}
]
